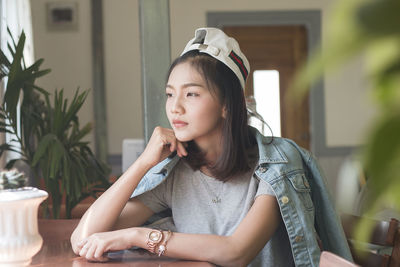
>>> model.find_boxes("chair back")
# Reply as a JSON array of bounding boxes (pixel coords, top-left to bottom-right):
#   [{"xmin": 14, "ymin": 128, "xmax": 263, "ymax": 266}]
[{"xmin": 341, "ymin": 214, "xmax": 400, "ymax": 267}]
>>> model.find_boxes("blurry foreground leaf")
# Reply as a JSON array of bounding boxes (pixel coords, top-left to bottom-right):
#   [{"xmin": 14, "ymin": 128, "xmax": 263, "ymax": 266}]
[{"xmin": 292, "ymin": 0, "xmax": 400, "ymax": 247}]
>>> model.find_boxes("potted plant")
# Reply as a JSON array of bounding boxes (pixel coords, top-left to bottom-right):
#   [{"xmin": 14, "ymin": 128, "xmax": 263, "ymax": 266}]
[
  {"xmin": 0, "ymin": 28, "xmax": 111, "ymax": 218},
  {"xmin": 0, "ymin": 169, "xmax": 48, "ymax": 266}
]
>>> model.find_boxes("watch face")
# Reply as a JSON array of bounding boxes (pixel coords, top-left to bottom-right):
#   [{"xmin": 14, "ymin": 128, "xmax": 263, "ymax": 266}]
[{"xmin": 149, "ymin": 230, "xmax": 162, "ymax": 243}]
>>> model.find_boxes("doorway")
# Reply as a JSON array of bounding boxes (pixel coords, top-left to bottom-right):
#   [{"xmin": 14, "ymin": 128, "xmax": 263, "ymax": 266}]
[{"xmin": 223, "ymin": 26, "xmax": 310, "ymax": 149}]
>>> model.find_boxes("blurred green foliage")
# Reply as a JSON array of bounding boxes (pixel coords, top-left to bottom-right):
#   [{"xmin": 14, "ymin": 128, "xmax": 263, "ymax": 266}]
[
  {"xmin": 294, "ymin": 0, "xmax": 400, "ymax": 246},
  {"xmin": 0, "ymin": 29, "xmax": 110, "ymax": 218}
]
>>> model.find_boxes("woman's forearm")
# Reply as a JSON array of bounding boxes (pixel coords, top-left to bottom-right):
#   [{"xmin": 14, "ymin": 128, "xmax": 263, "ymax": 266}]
[
  {"xmin": 133, "ymin": 228, "xmax": 251, "ymax": 267},
  {"xmin": 129, "ymin": 196, "xmax": 279, "ymax": 266},
  {"xmin": 75, "ymin": 196, "xmax": 277, "ymax": 265},
  {"xmin": 71, "ymin": 158, "xmax": 152, "ymax": 249}
]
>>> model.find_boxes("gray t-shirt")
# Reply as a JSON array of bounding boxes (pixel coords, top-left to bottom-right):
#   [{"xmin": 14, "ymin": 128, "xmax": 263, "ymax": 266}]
[{"xmin": 137, "ymin": 160, "xmax": 294, "ymax": 266}]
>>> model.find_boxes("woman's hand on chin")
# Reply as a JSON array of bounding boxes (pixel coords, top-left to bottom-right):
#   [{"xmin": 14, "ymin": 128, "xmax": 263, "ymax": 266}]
[{"xmin": 138, "ymin": 126, "xmax": 187, "ymax": 168}]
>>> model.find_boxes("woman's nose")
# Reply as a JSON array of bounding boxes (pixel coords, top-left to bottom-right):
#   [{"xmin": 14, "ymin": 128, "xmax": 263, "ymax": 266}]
[{"xmin": 171, "ymin": 96, "xmax": 184, "ymax": 114}]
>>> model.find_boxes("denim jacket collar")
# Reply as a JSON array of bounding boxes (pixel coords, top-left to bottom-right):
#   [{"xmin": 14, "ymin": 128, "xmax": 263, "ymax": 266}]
[{"xmin": 250, "ymin": 127, "xmax": 288, "ymax": 165}]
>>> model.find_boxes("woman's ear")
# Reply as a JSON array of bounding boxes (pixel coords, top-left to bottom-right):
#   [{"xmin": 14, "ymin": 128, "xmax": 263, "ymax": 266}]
[{"xmin": 222, "ymin": 106, "xmax": 227, "ymax": 119}]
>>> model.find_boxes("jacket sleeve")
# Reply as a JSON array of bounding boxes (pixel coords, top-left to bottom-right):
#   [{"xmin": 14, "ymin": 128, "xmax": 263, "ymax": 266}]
[{"xmin": 299, "ymin": 146, "xmax": 353, "ymax": 262}]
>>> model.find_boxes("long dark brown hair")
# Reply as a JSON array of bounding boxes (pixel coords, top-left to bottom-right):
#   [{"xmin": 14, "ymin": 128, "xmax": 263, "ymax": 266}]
[{"xmin": 166, "ymin": 50, "xmax": 256, "ymax": 181}]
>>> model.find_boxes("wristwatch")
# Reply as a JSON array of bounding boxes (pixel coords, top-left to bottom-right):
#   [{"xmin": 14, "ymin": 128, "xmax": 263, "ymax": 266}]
[{"xmin": 146, "ymin": 230, "xmax": 163, "ymax": 253}]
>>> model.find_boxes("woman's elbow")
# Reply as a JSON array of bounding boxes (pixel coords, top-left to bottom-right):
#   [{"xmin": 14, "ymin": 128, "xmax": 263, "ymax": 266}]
[
  {"xmin": 226, "ymin": 250, "xmax": 252, "ymax": 267},
  {"xmin": 70, "ymin": 227, "xmax": 85, "ymax": 255},
  {"xmin": 216, "ymin": 254, "xmax": 250, "ymax": 267},
  {"xmin": 70, "ymin": 233, "xmax": 78, "ymax": 254},
  {"xmin": 210, "ymin": 240, "xmax": 252, "ymax": 267}
]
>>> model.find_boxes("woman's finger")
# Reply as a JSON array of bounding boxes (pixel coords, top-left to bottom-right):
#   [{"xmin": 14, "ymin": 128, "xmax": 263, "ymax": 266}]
[
  {"xmin": 76, "ymin": 239, "xmax": 87, "ymax": 250},
  {"xmin": 168, "ymin": 139, "xmax": 176, "ymax": 153},
  {"xmin": 176, "ymin": 141, "xmax": 187, "ymax": 157},
  {"xmin": 94, "ymin": 244, "xmax": 109, "ymax": 262},
  {"xmin": 85, "ymin": 242, "xmax": 97, "ymax": 261},
  {"xmin": 79, "ymin": 242, "xmax": 90, "ymax": 257}
]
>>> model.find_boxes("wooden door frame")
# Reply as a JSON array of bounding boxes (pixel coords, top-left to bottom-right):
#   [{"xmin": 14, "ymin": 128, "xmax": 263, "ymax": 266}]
[{"xmin": 208, "ymin": 10, "xmax": 353, "ymax": 157}]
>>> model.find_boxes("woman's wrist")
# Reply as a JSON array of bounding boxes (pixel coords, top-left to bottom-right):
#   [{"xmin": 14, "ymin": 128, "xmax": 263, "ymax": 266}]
[
  {"xmin": 132, "ymin": 227, "xmax": 173, "ymax": 256},
  {"xmin": 157, "ymin": 230, "xmax": 172, "ymax": 256},
  {"xmin": 130, "ymin": 227, "xmax": 150, "ymax": 249},
  {"xmin": 134, "ymin": 155, "xmax": 156, "ymax": 172}
]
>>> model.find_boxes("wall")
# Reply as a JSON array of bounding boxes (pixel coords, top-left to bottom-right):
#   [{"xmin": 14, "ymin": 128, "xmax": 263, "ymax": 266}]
[
  {"xmin": 30, "ymin": 0, "xmax": 94, "ymax": 146},
  {"xmin": 30, "ymin": 0, "xmax": 376, "ymax": 197},
  {"xmin": 103, "ymin": 0, "xmax": 142, "ymax": 155},
  {"xmin": 30, "ymin": 0, "xmax": 142, "ymax": 157}
]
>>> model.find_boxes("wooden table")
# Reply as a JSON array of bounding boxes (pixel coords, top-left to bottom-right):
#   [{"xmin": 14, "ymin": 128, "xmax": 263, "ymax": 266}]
[{"xmin": 31, "ymin": 219, "xmax": 215, "ymax": 267}]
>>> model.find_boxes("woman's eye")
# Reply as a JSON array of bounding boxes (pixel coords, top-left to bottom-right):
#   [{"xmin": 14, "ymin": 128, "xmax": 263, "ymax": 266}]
[
  {"xmin": 166, "ymin": 93, "xmax": 173, "ymax": 98},
  {"xmin": 187, "ymin": 92, "xmax": 199, "ymax": 97}
]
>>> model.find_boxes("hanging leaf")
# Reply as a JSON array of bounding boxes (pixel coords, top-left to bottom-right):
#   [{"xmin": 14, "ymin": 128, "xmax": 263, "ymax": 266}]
[{"xmin": 293, "ymin": 0, "xmax": 400, "ymax": 245}]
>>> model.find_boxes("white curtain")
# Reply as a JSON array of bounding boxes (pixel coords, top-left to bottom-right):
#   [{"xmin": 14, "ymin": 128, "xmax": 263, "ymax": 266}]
[
  {"xmin": 1, "ymin": 0, "xmax": 34, "ymax": 66},
  {"xmin": 0, "ymin": 0, "xmax": 34, "ymax": 167}
]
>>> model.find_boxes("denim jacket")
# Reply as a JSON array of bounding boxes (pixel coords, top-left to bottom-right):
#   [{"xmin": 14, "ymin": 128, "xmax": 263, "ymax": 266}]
[{"xmin": 132, "ymin": 128, "xmax": 352, "ymax": 266}]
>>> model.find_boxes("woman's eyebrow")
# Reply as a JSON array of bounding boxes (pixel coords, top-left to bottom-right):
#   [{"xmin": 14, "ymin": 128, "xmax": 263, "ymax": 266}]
[
  {"xmin": 166, "ymin": 83, "xmax": 204, "ymax": 90},
  {"xmin": 183, "ymin": 82, "xmax": 204, "ymax": 88}
]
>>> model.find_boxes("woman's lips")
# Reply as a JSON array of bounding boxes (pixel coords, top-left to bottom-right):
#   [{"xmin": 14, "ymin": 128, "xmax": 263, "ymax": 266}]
[{"xmin": 173, "ymin": 120, "xmax": 188, "ymax": 128}]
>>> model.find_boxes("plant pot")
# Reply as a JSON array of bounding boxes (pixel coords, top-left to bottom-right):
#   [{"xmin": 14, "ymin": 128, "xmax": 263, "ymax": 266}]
[{"xmin": 0, "ymin": 187, "xmax": 48, "ymax": 266}]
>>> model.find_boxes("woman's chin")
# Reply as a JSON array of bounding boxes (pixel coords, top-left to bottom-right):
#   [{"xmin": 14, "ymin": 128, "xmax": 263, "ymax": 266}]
[
  {"xmin": 173, "ymin": 133, "xmax": 192, "ymax": 143},
  {"xmin": 176, "ymin": 136, "xmax": 192, "ymax": 142}
]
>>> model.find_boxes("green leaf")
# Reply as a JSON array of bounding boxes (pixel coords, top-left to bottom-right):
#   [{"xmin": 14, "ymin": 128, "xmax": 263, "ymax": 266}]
[
  {"xmin": 49, "ymin": 178, "xmax": 61, "ymax": 219},
  {"xmin": 362, "ymin": 114, "xmax": 400, "ymax": 205},
  {"xmin": 26, "ymin": 58, "xmax": 44, "ymax": 72},
  {"xmin": 3, "ymin": 34, "xmax": 26, "ymax": 122},
  {"xmin": 32, "ymin": 134, "xmax": 57, "ymax": 166},
  {"xmin": 356, "ymin": 0, "xmax": 400, "ymax": 37},
  {"xmin": 63, "ymin": 154, "xmax": 71, "ymax": 195},
  {"xmin": 71, "ymin": 123, "xmax": 92, "ymax": 143},
  {"xmin": 64, "ymin": 89, "xmax": 89, "ymax": 128},
  {"xmin": 48, "ymin": 139, "xmax": 65, "ymax": 178},
  {"xmin": 7, "ymin": 43, "xmax": 15, "ymax": 58},
  {"xmin": 0, "ymin": 127, "xmax": 14, "ymax": 134},
  {"xmin": 7, "ymin": 27, "xmax": 18, "ymax": 53},
  {"xmin": 0, "ymin": 143, "xmax": 13, "ymax": 158},
  {"xmin": 7, "ymin": 31, "xmax": 25, "ymax": 83},
  {"xmin": 0, "ymin": 49, "xmax": 11, "ymax": 68},
  {"xmin": 5, "ymin": 159, "xmax": 18, "ymax": 169},
  {"xmin": 31, "ymin": 69, "xmax": 52, "ymax": 80},
  {"xmin": 32, "ymin": 85, "xmax": 50, "ymax": 96}
]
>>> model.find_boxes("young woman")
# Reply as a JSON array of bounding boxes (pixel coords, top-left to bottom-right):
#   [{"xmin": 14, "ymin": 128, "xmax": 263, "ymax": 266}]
[{"xmin": 71, "ymin": 28, "xmax": 351, "ymax": 266}]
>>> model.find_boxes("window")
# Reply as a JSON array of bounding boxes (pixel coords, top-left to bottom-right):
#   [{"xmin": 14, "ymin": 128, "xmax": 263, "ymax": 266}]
[{"xmin": 252, "ymin": 70, "xmax": 281, "ymax": 137}]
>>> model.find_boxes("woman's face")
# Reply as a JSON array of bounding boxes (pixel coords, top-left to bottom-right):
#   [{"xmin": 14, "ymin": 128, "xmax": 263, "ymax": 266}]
[{"xmin": 166, "ymin": 62, "xmax": 225, "ymax": 148}]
